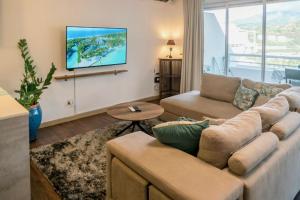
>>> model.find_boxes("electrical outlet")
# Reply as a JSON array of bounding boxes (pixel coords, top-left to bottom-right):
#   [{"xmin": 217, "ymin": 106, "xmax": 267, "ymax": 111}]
[{"xmin": 67, "ymin": 100, "xmax": 74, "ymax": 106}]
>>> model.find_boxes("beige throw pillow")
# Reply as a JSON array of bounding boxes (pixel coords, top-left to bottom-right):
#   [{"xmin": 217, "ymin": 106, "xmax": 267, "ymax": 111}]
[
  {"xmin": 242, "ymin": 79, "xmax": 291, "ymax": 91},
  {"xmin": 270, "ymin": 112, "xmax": 300, "ymax": 140},
  {"xmin": 253, "ymin": 95, "xmax": 270, "ymax": 107},
  {"xmin": 278, "ymin": 87, "xmax": 300, "ymax": 111},
  {"xmin": 201, "ymin": 73, "xmax": 241, "ymax": 103},
  {"xmin": 198, "ymin": 110, "xmax": 262, "ymax": 169},
  {"xmin": 228, "ymin": 132, "xmax": 278, "ymax": 176},
  {"xmin": 251, "ymin": 96, "xmax": 289, "ymax": 129}
]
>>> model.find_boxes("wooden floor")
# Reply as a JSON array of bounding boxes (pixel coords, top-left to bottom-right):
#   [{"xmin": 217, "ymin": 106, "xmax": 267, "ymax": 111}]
[
  {"xmin": 30, "ymin": 112, "xmax": 120, "ymax": 200},
  {"xmin": 30, "ymin": 113, "xmax": 119, "ymax": 149}
]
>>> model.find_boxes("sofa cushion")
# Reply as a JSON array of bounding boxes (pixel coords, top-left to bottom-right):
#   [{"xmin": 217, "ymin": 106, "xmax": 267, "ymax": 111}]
[
  {"xmin": 270, "ymin": 112, "xmax": 300, "ymax": 140},
  {"xmin": 242, "ymin": 79, "xmax": 291, "ymax": 91},
  {"xmin": 111, "ymin": 158, "xmax": 149, "ymax": 200},
  {"xmin": 198, "ymin": 110, "xmax": 262, "ymax": 169},
  {"xmin": 176, "ymin": 116, "xmax": 196, "ymax": 122},
  {"xmin": 201, "ymin": 73, "xmax": 241, "ymax": 103},
  {"xmin": 251, "ymin": 96, "xmax": 289, "ymax": 129},
  {"xmin": 228, "ymin": 132, "xmax": 278, "ymax": 176},
  {"xmin": 176, "ymin": 116, "xmax": 224, "ymax": 126},
  {"xmin": 243, "ymin": 79, "xmax": 290, "ymax": 107},
  {"xmin": 224, "ymin": 126, "xmax": 300, "ymax": 200},
  {"xmin": 233, "ymin": 85, "xmax": 259, "ymax": 110},
  {"xmin": 149, "ymin": 186, "xmax": 171, "ymax": 200},
  {"xmin": 256, "ymin": 84, "xmax": 284, "ymax": 98},
  {"xmin": 160, "ymin": 91, "xmax": 242, "ymax": 120},
  {"xmin": 152, "ymin": 120, "xmax": 209, "ymax": 155},
  {"xmin": 253, "ymin": 95, "xmax": 270, "ymax": 107},
  {"xmin": 107, "ymin": 132, "xmax": 243, "ymax": 200},
  {"xmin": 278, "ymin": 87, "xmax": 300, "ymax": 111}
]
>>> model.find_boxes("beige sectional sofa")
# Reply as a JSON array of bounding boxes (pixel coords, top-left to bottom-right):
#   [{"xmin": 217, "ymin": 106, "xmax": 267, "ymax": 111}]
[
  {"xmin": 160, "ymin": 73, "xmax": 290, "ymax": 121},
  {"xmin": 106, "ymin": 74, "xmax": 300, "ymax": 200}
]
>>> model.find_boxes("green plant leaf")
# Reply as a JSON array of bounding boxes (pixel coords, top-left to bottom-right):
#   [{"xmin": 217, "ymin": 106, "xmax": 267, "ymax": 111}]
[{"xmin": 15, "ymin": 39, "xmax": 57, "ymax": 108}]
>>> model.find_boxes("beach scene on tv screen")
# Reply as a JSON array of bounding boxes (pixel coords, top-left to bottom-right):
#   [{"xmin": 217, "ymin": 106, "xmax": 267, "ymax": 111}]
[{"xmin": 67, "ymin": 27, "xmax": 127, "ymax": 69}]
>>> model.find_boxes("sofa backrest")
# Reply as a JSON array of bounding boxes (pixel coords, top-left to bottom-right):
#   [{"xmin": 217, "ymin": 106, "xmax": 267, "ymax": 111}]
[
  {"xmin": 242, "ymin": 79, "xmax": 291, "ymax": 90},
  {"xmin": 198, "ymin": 110, "xmax": 262, "ymax": 169},
  {"xmin": 201, "ymin": 73, "xmax": 241, "ymax": 103}
]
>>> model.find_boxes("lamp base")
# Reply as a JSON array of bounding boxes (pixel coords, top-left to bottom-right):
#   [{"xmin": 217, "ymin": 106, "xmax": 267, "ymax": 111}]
[{"xmin": 168, "ymin": 47, "xmax": 173, "ymax": 59}]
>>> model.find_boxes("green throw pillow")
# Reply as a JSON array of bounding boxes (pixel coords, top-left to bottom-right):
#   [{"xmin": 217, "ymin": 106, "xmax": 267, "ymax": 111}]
[
  {"xmin": 233, "ymin": 85, "xmax": 259, "ymax": 111},
  {"xmin": 152, "ymin": 120, "xmax": 209, "ymax": 155}
]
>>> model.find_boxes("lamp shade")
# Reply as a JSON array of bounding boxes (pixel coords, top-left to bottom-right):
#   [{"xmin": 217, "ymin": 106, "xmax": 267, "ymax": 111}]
[{"xmin": 167, "ymin": 40, "xmax": 175, "ymax": 46}]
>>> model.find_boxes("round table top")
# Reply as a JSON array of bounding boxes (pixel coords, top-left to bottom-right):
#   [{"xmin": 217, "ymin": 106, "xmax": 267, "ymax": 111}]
[{"xmin": 107, "ymin": 102, "xmax": 164, "ymax": 121}]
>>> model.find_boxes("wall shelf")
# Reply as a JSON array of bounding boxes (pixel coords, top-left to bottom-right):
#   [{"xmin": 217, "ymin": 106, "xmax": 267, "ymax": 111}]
[{"xmin": 54, "ymin": 69, "xmax": 128, "ymax": 81}]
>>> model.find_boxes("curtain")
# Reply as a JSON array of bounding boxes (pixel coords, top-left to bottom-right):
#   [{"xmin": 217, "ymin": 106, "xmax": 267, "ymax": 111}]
[{"xmin": 180, "ymin": 0, "xmax": 204, "ymax": 93}]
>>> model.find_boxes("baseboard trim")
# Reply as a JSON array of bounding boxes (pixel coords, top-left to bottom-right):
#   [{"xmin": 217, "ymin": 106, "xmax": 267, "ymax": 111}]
[{"xmin": 40, "ymin": 95, "xmax": 160, "ymax": 128}]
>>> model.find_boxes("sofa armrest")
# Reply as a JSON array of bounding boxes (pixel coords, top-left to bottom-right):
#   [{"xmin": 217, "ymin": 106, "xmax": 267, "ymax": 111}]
[{"xmin": 106, "ymin": 132, "xmax": 243, "ymax": 200}]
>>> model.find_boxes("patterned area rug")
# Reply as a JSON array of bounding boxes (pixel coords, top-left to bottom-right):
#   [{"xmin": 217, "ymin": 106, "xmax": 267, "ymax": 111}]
[{"xmin": 30, "ymin": 119, "xmax": 161, "ymax": 200}]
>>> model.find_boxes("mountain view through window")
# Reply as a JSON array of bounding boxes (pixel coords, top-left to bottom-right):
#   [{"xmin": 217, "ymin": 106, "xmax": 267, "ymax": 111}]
[{"xmin": 204, "ymin": 1, "xmax": 300, "ymax": 85}]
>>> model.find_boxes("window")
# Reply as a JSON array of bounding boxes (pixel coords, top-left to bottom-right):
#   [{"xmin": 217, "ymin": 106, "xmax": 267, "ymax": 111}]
[
  {"xmin": 204, "ymin": 9, "xmax": 226, "ymax": 75},
  {"xmin": 265, "ymin": 1, "xmax": 300, "ymax": 85},
  {"xmin": 204, "ymin": 0, "xmax": 300, "ymax": 86},
  {"xmin": 228, "ymin": 5, "xmax": 263, "ymax": 81}
]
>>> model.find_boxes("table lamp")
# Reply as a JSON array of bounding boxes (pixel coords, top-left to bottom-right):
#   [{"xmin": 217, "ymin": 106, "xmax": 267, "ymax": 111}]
[{"xmin": 167, "ymin": 39, "xmax": 175, "ymax": 58}]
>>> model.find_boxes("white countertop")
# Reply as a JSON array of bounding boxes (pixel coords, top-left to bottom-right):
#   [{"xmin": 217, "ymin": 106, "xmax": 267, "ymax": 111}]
[
  {"xmin": 0, "ymin": 87, "xmax": 8, "ymax": 96},
  {"xmin": 0, "ymin": 95, "xmax": 28, "ymax": 120}
]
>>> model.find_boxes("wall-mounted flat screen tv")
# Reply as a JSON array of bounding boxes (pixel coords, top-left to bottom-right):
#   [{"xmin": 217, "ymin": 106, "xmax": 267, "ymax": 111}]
[{"xmin": 66, "ymin": 26, "xmax": 127, "ymax": 70}]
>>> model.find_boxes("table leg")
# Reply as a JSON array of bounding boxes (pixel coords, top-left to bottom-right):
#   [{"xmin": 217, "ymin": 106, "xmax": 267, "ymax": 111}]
[
  {"xmin": 115, "ymin": 121, "xmax": 150, "ymax": 136},
  {"xmin": 136, "ymin": 122, "xmax": 149, "ymax": 134},
  {"xmin": 115, "ymin": 122, "xmax": 134, "ymax": 136},
  {"xmin": 131, "ymin": 123, "xmax": 136, "ymax": 132}
]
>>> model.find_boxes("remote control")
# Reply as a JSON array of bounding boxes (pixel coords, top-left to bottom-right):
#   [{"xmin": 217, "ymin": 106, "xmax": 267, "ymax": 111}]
[
  {"xmin": 133, "ymin": 106, "xmax": 141, "ymax": 112},
  {"xmin": 128, "ymin": 106, "xmax": 136, "ymax": 112}
]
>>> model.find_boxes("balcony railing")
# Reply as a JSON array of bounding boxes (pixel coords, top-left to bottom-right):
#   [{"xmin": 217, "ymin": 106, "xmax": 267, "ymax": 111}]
[{"xmin": 204, "ymin": 53, "xmax": 300, "ymax": 85}]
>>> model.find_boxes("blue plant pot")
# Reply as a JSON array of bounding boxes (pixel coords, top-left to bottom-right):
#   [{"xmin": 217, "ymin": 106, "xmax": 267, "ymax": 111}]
[{"xmin": 29, "ymin": 104, "xmax": 42, "ymax": 142}]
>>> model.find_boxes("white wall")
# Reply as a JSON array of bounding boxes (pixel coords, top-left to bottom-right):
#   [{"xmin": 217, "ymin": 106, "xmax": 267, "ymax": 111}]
[{"xmin": 0, "ymin": 0, "xmax": 183, "ymax": 122}]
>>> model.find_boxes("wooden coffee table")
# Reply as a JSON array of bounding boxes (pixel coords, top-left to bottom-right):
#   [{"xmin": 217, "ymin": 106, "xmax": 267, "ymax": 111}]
[{"xmin": 107, "ymin": 102, "xmax": 164, "ymax": 136}]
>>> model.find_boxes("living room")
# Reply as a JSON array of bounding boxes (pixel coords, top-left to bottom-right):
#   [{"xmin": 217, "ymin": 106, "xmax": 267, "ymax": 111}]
[{"xmin": 1, "ymin": 0, "xmax": 300, "ymax": 199}]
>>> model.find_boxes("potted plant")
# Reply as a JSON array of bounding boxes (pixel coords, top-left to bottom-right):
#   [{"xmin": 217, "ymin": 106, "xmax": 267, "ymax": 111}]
[{"xmin": 15, "ymin": 39, "xmax": 56, "ymax": 142}]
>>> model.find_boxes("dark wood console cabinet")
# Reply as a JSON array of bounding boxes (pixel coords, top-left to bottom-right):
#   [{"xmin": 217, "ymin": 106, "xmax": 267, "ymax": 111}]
[{"xmin": 159, "ymin": 58, "xmax": 182, "ymax": 99}]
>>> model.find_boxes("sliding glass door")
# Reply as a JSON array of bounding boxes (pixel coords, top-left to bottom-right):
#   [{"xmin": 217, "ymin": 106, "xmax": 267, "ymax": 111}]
[
  {"xmin": 265, "ymin": 1, "xmax": 300, "ymax": 85},
  {"xmin": 204, "ymin": 9, "xmax": 226, "ymax": 75},
  {"xmin": 204, "ymin": 0, "xmax": 300, "ymax": 85},
  {"xmin": 228, "ymin": 5, "xmax": 263, "ymax": 81}
]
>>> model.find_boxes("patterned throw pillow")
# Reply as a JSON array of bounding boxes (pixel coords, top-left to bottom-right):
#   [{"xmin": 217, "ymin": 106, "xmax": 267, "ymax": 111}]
[
  {"xmin": 255, "ymin": 84, "xmax": 284, "ymax": 98},
  {"xmin": 178, "ymin": 116, "xmax": 226, "ymax": 126},
  {"xmin": 152, "ymin": 120, "xmax": 209, "ymax": 155},
  {"xmin": 177, "ymin": 117, "xmax": 197, "ymax": 122},
  {"xmin": 233, "ymin": 85, "xmax": 259, "ymax": 111}
]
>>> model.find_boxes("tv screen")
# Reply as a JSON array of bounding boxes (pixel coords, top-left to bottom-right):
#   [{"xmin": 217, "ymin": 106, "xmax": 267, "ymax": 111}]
[{"xmin": 66, "ymin": 26, "xmax": 127, "ymax": 70}]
